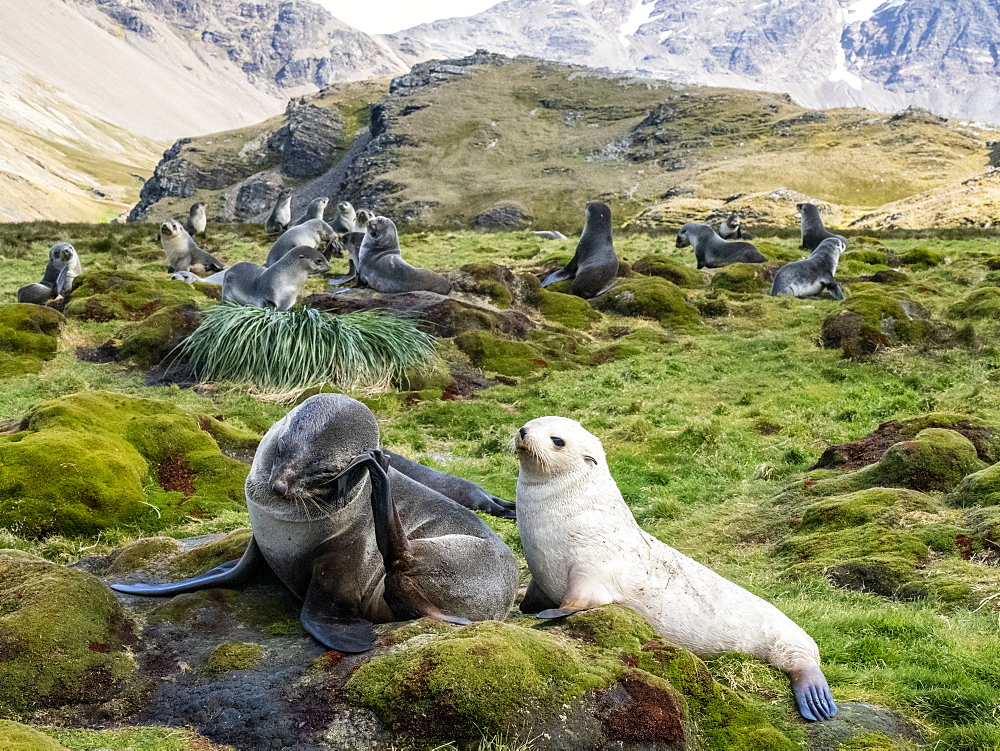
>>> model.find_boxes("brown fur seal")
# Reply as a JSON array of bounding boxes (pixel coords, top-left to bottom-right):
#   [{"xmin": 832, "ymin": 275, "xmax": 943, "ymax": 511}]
[
  {"xmin": 770, "ymin": 236, "xmax": 847, "ymax": 300},
  {"xmin": 266, "ymin": 188, "xmax": 293, "ymax": 236},
  {"xmin": 513, "ymin": 416, "xmax": 838, "ymax": 722},
  {"xmin": 331, "ymin": 201, "xmax": 357, "ymax": 234},
  {"xmin": 111, "ymin": 394, "xmax": 519, "ymax": 652},
  {"xmin": 541, "ymin": 202, "xmax": 618, "ymax": 298},
  {"xmin": 184, "ymin": 202, "xmax": 207, "ymax": 238},
  {"xmin": 676, "ymin": 222, "xmax": 766, "ymax": 269},
  {"xmin": 223, "ymin": 247, "xmax": 329, "ymax": 311},
  {"xmin": 797, "ymin": 203, "xmax": 840, "ymax": 251},
  {"xmin": 266, "ymin": 219, "xmax": 337, "ymax": 267},
  {"xmin": 291, "ymin": 196, "xmax": 329, "ymax": 227},
  {"xmin": 356, "ymin": 216, "xmax": 451, "ymax": 295},
  {"xmin": 16, "ymin": 242, "xmax": 82, "ymax": 304},
  {"xmin": 159, "ymin": 219, "xmax": 224, "ymax": 274}
]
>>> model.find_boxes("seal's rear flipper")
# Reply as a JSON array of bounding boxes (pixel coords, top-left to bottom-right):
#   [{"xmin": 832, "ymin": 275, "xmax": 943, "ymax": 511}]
[
  {"xmin": 111, "ymin": 536, "xmax": 267, "ymax": 596},
  {"xmin": 541, "ymin": 266, "xmax": 573, "ymax": 287},
  {"xmin": 536, "ymin": 607, "xmax": 590, "ymax": 619},
  {"xmin": 300, "ymin": 597, "xmax": 376, "ymax": 653},
  {"xmin": 791, "ymin": 664, "xmax": 838, "ymax": 722},
  {"xmin": 328, "ymin": 260, "xmax": 357, "ymax": 286}
]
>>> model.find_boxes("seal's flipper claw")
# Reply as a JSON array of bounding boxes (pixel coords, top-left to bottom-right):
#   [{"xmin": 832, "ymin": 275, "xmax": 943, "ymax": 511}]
[
  {"xmin": 541, "ymin": 267, "xmax": 572, "ymax": 287},
  {"xmin": 111, "ymin": 536, "xmax": 266, "ymax": 597},
  {"xmin": 300, "ymin": 607, "xmax": 375, "ymax": 653},
  {"xmin": 536, "ymin": 607, "xmax": 588, "ymax": 619},
  {"xmin": 791, "ymin": 664, "xmax": 837, "ymax": 722}
]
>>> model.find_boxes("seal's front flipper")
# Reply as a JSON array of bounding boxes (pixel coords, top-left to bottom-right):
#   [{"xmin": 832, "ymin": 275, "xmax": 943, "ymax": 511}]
[
  {"xmin": 825, "ymin": 281, "xmax": 845, "ymax": 301},
  {"xmin": 520, "ymin": 577, "xmax": 558, "ymax": 615},
  {"xmin": 534, "ymin": 572, "xmax": 612, "ymax": 620},
  {"xmin": 592, "ymin": 279, "xmax": 618, "ymax": 297},
  {"xmin": 537, "ymin": 607, "xmax": 591, "ymax": 619},
  {"xmin": 111, "ymin": 536, "xmax": 267, "ymax": 596},
  {"xmin": 327, "ymin": 260, "xmax": 357, "ymax": 286},
  {"xmin": 790, "ymin": 664, "xmax": 838, "ymax": 722},
  {"xmin": 367, "ymin": 450, "xmax": 472, "ymax": 625},
  {"xmin": 300, "ymin": 589, "xmax": 375, "ymax": 653},
  {"xmin": 541, "ymin": 265, "xmax": 574, "ymax": 287}
]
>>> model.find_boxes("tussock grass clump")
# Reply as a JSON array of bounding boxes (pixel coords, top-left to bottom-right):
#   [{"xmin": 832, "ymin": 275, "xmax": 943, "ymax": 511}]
[{"xmin": 178, "ymin": 303, "xmax": 438, "ymax": 393}]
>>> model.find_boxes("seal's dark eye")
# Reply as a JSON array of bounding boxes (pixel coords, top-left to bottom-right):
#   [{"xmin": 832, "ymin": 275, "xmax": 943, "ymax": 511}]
[{"xmin": 551, "ymin": 437, "xmax": 565, "ymax": 448}]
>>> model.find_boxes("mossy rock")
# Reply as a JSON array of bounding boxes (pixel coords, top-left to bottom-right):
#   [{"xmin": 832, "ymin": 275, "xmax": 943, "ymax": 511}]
[
  {"xmin": 535, "ymin": 288, "xmax": 601, "ymax": 329},
  {"xmin": 845, "ymin": 250, "xmax": 889, "ymax": 265},
  {"xmin": 114, "ymin": 303, "xmax": 203, "ymax": 369},
  {"xmin": 898, "ymin": 246, "xmax": 944, "ymax": 267},
  {"xmin": 206, "ymin": 641, "xmax": 264, "ymax": 673},
  {"xmin": 167, "ymin": 528, "xmax": 253, "ymax": 579},
  {"xmin": 631, "ymin": 254, "xmax": 703, "ymax": 288},
  {"xmin": 65, "ymin": 270, "xmax": 217, "ymax": 322},
  {"xmin": 709, "ymin": 263, "xmax": 773, "ymax": 294},
  {"xmin": 0, "ymin": 392, "xmax": 250, "ymax": 538},
  {"xmin": 0, "ymin": 551, "xmax": 137, "ymax": 712},
  {"xmin": 778, "ymin": 488, "xmax": 963, "ymax": 597},
  {"xmin": 947, "ymin": 463, "xmax": 1000, "ymax": 508},
  {"xmin": 866, "ymin": 269, "xmax": 909, "ymax": 285},
  {"xmin": 945, "ymin": 287, "xmax": 1000, "ymax": 320},
  {"xmin": 594, "ymin": 278, "xmax": 706, "ymax": 332},
  {"xmin": 100, "ymin": 536, "xmax": 181, "ymax": 576},
  {"xmin": 0, "ymin": 721, "xmax": 67, "ymax": 751},
  {"xmin": 0, "ymin": 304, "xmax": 65, "ymax": 377},
  {"xmin": 458, "ymin": 262, "xmax": 520, "ymax": 308},
  {"xmin": 985, "ymin": 256, "xmax": 1000, "ymax": 271},
  {"xmin": 821, "ymin": 292, "xmax": 939, "ymax": 359},
  {"xmin": 454, "ymin": 330, "xmax": 549, "ymax": 377}
]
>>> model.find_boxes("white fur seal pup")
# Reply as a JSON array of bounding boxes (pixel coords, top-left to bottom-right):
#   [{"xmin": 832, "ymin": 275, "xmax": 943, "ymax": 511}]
[
  {"xmin": 354, "ymin": 209, "xmax": 374, "ymax": 230},
  {"xmin": 159, "ymin": 219, "xmax": 224, "ymax": 274},
  {"xmin": 531, "ymin": 230, "xmax": 568, "ymax": 241},
  {"xmin": 513, "ymin": 416, "xmax": 838, "ymax": 722},
  {"xmin": 356, "ymin": 216, "xmax": 451, "ymax": 295},
  {"xmin": 223, "ymin": 247, "xmax": 329, "ymax": 311},
  {"xmin": 291, "ymin": 196, "xmax": 329, "ymax": 227},
  {"xmin": 266, "ymin": 219, "xmax": 337, "ymax": 267},
  {"xmin": 541, "ymin": 202, "xmax": 618, "ymax": 298},
  {"xmin": 797, "ymin": 203, "xmax": 840, "ymax": 251},
  {"xmin": 266, "ymin": 188, "xmax": 293, "ymax": 236},
  {"xmin": 770, "ymin": 237, "xmax": 847, "ymax": 300},
  {"xmin": 16, "ymin": 242, "xmax": 82, "ymax": 304},
  {"xmin": 112, "ymin": 394, "xmax": 519, "ymax": 652},
  {"xmin": 184, "ymin": 202, "xmax": 207, "ymax": 238},
  {"xmin": 718, "ymin": 212, "xmax": 751, "ymax": 241},
  {"xmin": 331, "ymin": 201, "xmax": 357, "ymax": 234},
  {"xmin": 676, "ymin": 222, "xmax": 766, "ymax": 269}
]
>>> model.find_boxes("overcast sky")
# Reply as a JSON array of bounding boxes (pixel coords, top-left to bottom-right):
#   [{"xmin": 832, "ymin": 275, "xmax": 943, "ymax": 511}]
[{"xmin": 318, "ymin": 1, "xmax": 501, "ymax": 35}]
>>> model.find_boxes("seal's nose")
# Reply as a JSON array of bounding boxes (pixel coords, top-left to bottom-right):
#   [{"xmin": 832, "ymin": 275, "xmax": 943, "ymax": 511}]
[
  {"xmin": 519, "ymin": 427, "xmax": 527, "ymax": 439},
  {"xmin": 271, "ymin": 478, "xmax": 289, "ymax": 496}
]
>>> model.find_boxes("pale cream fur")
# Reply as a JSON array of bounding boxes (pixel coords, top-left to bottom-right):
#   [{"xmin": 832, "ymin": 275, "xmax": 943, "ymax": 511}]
[{"xmin": 515, "ymin": 416, "xmax": 823, "ymax": 676}]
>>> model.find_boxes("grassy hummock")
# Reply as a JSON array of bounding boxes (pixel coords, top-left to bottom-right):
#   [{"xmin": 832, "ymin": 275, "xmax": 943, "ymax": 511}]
[{"xmin": 175, "ymin": 303, "xmax": 438, "ymax": 394}]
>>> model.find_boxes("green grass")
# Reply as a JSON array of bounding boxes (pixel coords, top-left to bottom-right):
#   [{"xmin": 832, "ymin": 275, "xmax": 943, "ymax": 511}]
[{"xmin": 3, "ymin": 223, "xmax": 1000, "ymax": 745}]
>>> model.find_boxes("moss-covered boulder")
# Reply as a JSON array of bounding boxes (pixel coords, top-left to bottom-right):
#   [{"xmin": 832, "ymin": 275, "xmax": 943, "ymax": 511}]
[
  {"xmin": 0, "ymin": 722, "xmax": 67, "ymax": 751},
  {"xmin": 65, "ymin": 271, "xmax": 218, "ymax": 322},
  {"xmin": 778, "ymin": 488, "xmax": 963, "ymax": 596},
  {"xmin": 343, "ymin": 608, "xmax": 793, "ymax": 747},
  {"xmin": 0, "ymin": 392, "xmax": 253, "ymax": 538},
  {"xmin": 821, "ymin": 291, "xmax": 939, "ymax": 359},
  {"xmin": 113, "ymin": 303, "xmax": 203, "ymax": 369},
  {"xmin": 709, "ymin": 263, "xmax": 774, "ymax": 294},
  {"xmin": 947, "ymin": 463, "xmax": 1000, "ymax": 508},
  {"xmin": 945, "ymin": 287, "xmax": 1000, "ymax": 320},
  {"xmin": 632, "ymin": 254, "xmax": 704, "ymax": 288},
  {"xmin": 0, "ymin": 304, "xmax": 65, "ymax": 377},
  {"xmin": 898, "ymin": 246, "xmax": 944, "ymax": 268},
  {"xmin": 594, "ymin": 278, "xmax": 706, "ymax": 332},
  {"xmin": 456, "ymin": 262, "xmax": 527, "ymax": 308},
  {"xmin": 535, "ymin": 288, "xmax": 602, "ymax": 329},
  {"xmin": 845, "ymin": 250, "xmax": 889, "ymax": 266},
  {"xmin": 454, "ymin": 330, "xmax": 549, "ymax": 377},
  {"xmin": 0, "ymin": 551, "xmax": 137, "ymax": 712}
]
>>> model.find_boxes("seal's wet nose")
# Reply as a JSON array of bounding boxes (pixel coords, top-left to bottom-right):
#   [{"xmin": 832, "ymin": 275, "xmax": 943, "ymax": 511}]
[{"xmin": 518, "ymin": 427, "xmax": 527, "ymax": 440}]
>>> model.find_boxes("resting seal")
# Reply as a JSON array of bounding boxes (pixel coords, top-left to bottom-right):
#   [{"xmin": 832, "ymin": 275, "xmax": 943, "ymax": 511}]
[
  {"xmin": 112, "ymin": 394, "xmax": 519, "ymax": 652},
  {"xmin": 384, "ymin": 450, "xmax": 515, "ymax": 519},
  {"xmin": 266, "ymin": 189, "xmax": 293, "ymax": 236},
  {"xmin": 291, "ymin": 196, "xmax": 329, "ymax": 227},
  {"xmin": 797, "ymin": 203, "xmax": 839, "ymax": 251},
  {"xmin": 159, "ymin": 219, "xmax": 224, "ymax": 274},
  {"xmin": 531, "ymin": 230, "xmax": 568, "ymax": 241},
  {"xmin": 513, "ymin": 416, "xmax": 838, "ymax": 722},
  {"xmin": 17, "ymin": 242, "xmax": 82, "ymax": 304},
  {"xmin": 266, "ymin": 219, "xmax": 337, "ymax": 267},
  {"xmin": 718, "ymin": 212, "xmax": 751, "ymax": 241},
  {"xmin": 770, "ymin": 236, "xmax": 847, "ymax": 300},
  {"xmin": 355, "ymin": 216, "xmax": 451, "ymax": 294},
  {"xmin": 676, "ymin": 222, "xmax": 766, "ymax": 269},
  {"xmin": 541, "ymin": 202, "xmax": 618, "ymax": 298},
  {"xmin": 223, "ymin": 247, "xmax": 329, "ymax": 311},
  {"xmin": 331, "ymin": 201, "xmax": 357, "ymax": 234},
  {"xmin": 184, "ymin": 202, "xmax": 207, "ymax": 238}
]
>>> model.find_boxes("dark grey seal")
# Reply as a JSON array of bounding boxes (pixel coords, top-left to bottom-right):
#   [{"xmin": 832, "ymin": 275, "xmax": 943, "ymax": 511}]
[
  {"xmin": 266, "ymin": 219, "xmax": 337, "ymax": 267},
  {"xmin": 676, "ymin": 222, "xmax": 766, "ymax": 269},
  {"xmin": 355, "ymin": 216, "xmax": 451, "ymax": 294},
  {"xmin": 718, "ymin": 212, "xmax": 751, "ymax": 240},
  {"xmin": 327, "ymin": 231, "xmax": 368, "ymax": 287},
  {"xmin": 770, "ymin": 236, "xmax": 847, "ymax": 300},
  {"xmin": 111, "ymin": 394, "xmax": 520, "ymax": 652},
  {"xmin": 265, "ymin": 188, "xmax": 293, "ymax": 236},
  {"xmin": 384, "ymin": 450, "xmax": 516, "ymax": 519},
  {"xmin": 17, "ymin": 242, "xmax": 82, "ymax": 304},
  {"xmin": 291, "ymin": 196, "xmax": 329, "ymax": 227},
  {"xmin": 797, "ymin": 203, "xmax": 840, "ymax": 251},
  {"xmin": 541, "ymin": 202, "xmax": 618, "ymax": 298},
  {"xmin": 223, "ymin": 247, "xmax": 330, "ymax": 311}
]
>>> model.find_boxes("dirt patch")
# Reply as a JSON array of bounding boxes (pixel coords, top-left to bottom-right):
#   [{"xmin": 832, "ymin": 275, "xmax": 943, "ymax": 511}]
[
  {"xmin": 158, "ymin": 456, "xmax": 196, "ymax": 497},
  {"xmin": 596, "ymin": 670, "xmax": 687, "ymax": 745}
]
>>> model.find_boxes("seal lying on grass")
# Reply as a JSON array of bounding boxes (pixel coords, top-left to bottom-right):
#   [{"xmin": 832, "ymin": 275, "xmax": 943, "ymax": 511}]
[
  {"xmin": 676, "ymin": 222, "xmax": 766, "ymax": 269},
  {"xmin": 112, "ymin": 394, "xmax": 519, "ymax": 652},
  {"xmin": 513, "ymin": 416, "xmax": 838, "ymax": 722}
]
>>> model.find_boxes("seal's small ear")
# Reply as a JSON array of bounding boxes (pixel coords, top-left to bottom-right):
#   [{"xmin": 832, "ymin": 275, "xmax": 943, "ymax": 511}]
[{"xmin": 583, "ymin": 455, "xmax": 597, "ymax": 466}]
